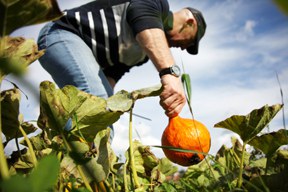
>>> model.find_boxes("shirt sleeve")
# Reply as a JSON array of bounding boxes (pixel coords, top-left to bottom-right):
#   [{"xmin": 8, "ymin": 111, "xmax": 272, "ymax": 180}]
[{"xmin": 126, "ymin": 0, "xmax": 170, "ymax": 36}]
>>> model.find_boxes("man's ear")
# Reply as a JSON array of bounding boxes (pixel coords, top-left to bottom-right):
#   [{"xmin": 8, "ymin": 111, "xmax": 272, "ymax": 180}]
[
  {"xmin": 179, "ymin": 18, "xmax": 195, "ymax": 33},
  {"xmin": 186, "ymin": 18, "xmax": 194, "ymax": 27}
]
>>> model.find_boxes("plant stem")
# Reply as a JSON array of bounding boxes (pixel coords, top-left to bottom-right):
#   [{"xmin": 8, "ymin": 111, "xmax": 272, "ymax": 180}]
[
  {"xmin": 112, "ymin": 172, "xmax": 115, "ymax": 190},
  {"xmin": 129, "ymin": 109, "xmax": 140, "ymax": 189},
  {"xmin": 0, "ymin": 80, "xmax": 10, "ymax": 179},
  {"xmin": 104, "ymin": 180, "xmax": 114, "ymax": 192},
  {"xmin": 97, "ymin": 181, "xmax": 107, "ymax": 192},
  {"xmin": 237, "ymin": 142, "xmax": 247, "ymax": 188},
  {"xmin": 123, "ymin": 161, "xmax": 128, "ymax": 192},
  {"xmin": 19, "ymin": 125, "xmax": 37, "ymax": 167}
]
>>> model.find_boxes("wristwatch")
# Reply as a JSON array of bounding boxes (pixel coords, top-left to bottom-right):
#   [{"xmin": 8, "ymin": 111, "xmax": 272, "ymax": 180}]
[{"xmin": 159, "ymin": 64, "xmax": 181, "ymax": 78}]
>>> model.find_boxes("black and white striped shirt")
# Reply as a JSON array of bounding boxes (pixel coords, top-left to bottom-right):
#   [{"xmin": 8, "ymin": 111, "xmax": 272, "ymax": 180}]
[{"xmin": 55, "ymin": 0, "xmax": 172, "ymax": 81}]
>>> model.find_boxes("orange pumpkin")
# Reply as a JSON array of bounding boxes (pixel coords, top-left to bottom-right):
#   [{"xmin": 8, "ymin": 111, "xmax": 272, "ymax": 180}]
[{"xmin": 161, "ymin": 115, "xmax": 211, "ymax": 166}]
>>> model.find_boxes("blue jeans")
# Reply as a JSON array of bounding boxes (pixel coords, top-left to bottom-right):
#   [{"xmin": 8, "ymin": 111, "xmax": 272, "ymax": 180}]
[{"xmin": 37, "ymin": 22, "xmax": 114, "ymax": 140}]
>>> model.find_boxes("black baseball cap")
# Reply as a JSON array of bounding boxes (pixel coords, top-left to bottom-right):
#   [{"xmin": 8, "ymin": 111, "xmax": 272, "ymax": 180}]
[{"xmin": 186, "ymin": 7, "xmax": 206, "ymax": 55}]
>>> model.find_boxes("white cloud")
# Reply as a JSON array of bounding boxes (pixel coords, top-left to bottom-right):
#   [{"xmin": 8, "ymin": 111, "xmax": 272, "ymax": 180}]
[{"xmin": 235, "ymin": 20, "xmax": 257, "ymax": 41}]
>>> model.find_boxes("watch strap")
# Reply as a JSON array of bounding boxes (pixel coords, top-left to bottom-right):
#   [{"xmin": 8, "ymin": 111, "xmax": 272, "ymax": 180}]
[{"xmin": 159, "ymin": 68, "xmax": 172, "ymax": 77}]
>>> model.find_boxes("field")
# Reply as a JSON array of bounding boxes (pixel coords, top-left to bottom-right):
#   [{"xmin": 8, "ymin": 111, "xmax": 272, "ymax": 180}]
[{"xmin": 1, "ymin": 1, "xmax": 288, "ymax": 191}]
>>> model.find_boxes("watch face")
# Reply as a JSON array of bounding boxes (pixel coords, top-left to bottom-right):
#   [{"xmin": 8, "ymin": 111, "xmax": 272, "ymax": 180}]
[{"xmin": 171, "ymin": 65, "xmax": 181, "ymax": 77}]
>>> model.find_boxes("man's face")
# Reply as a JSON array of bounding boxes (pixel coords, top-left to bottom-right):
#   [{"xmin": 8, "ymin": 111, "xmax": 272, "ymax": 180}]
[{"xmin": 167, "ymin": 20, "xmax": 197, "ymax": 50}]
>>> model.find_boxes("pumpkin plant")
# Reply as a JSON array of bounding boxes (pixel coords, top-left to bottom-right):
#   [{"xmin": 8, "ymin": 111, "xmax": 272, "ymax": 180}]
[{"xmin": 1, "ymin": 0, "xmax": 288, "ymax": 191}]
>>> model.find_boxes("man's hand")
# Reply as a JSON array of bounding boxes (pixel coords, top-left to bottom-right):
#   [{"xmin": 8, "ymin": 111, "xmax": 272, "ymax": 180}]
[{"xmin": 160, "ymin": 75, "xmax": 186, "ymax": 117}]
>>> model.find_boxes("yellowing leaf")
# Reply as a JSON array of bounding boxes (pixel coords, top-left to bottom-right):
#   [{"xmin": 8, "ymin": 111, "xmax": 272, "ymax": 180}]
[
  {"xmin": 0, "ymin": 36, "xmax": 45, "ymax": 78},
  {"xmin": 1, "ymin": 88, "xmax": 37, "ymax": 141},
  {"xmin": 38, "ymin": 81, "xmax": 162, "ymax": 142},
  {"xmin": 0, "ymin": 0, "xmax": 62, "ymax": 36}
]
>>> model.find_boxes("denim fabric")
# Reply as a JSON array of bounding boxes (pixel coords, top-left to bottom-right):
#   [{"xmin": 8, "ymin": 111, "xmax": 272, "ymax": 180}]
[{"xmin": 37, "ymin": 22, "xmax": 114, "ymax": 141}]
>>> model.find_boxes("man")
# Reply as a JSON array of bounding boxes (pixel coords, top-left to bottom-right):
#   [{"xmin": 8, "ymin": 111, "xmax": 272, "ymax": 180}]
[{"xmin": 37, "ymin": 0, "xmax": 206, "ymax": 135}]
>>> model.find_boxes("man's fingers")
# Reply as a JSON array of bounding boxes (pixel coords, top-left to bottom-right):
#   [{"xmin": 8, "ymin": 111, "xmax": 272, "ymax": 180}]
[
  {"xmin": 160, "ymin": 94, "xmax": 186, "ymax": 117},
  {"xmin": 165, "ymin": 104, "xmax": 184, "ymax": 118}
]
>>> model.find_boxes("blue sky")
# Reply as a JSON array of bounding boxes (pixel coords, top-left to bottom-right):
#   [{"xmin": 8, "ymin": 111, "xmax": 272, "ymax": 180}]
[{"xmin": 4, "ymin": 0, "xmax": 288, "ymax": 166}]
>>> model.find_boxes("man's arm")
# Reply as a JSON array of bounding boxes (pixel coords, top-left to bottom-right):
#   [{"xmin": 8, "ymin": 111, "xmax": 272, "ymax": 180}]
[{"xmin": 136, "ymin": 28, "xmax": 186, "ymax": 117}]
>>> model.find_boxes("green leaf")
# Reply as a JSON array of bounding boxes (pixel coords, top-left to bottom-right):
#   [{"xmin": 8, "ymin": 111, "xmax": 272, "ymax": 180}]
[
  {"xmin": 154, "ymin": 182, "xmax": 178, "ymax": 192},
  {"xmin": 151, "ymin": 158, "xmax": 178, "ymax": 183},
  {"xmin": 106, "ymin": 84, "xmax": 162, "ymax": 112},
  {"xmin": 0, "ymin": 174, "xmax": 31, "ymax": 192},
  {"xmin": 214, "ymin": 104, "xmax": 283, "ymax": 142},
  {"xmin": 0, "ymin": 0, "xmax": 62, "ymax": 36},
  {"xmin": 183, "ymin": 157, "xmax": 221, "ymax": 190},
  {"xmin": 7, "ymin": 148, "xmax": 34, "ymax": 170},
  {"xmin": 107, "ymin": 90, "xmax": 133, "ymax": 112},
  {"xmin": 273, "ymin": 0, "xmax": 288, "ymax": 15},
  {"xmin": 130, "ymin": 84, "xmax": 162, "ymax": 100},
  {"xmin": 215, "ymin": 137, "xmax": 250, "ymax": 174},
  {"xmin": 125, "ymin": 141, "xmax": 158, "ymax": 175},
  {"xmin": 37, "ymin": 81, "xmax": 115, "ymax": 141},
  {"xmin": 20, "ymin": 133, "xmax": 49, "ymax": 151},
  {"xmin": 28, "ymin": 155, "xmax": 60, "ymax": 192},
  {"xmin": 181, "ymin": 73, "xmax": 192, "ymax": 103},
  {"xmin": 1, "ymin": 88, "xmax": 20, "ymax": 140},
  {"xmin": 125, "ymin": 141, "xmax": 177, "ymax": 183},
  {"xmin": 38, "ymin": 81, "xmax": 162, "ymax": 141},
  {"xmin": 125, "ymin": 140, "xmax": 149, "ymax": 175},
  {"xmin": 1, "ymin": 155, "xmax": 60, "ymax": 192},
  {"xmin": 248, "ymin": 129, "xmax": 288, "ymax": 156},
  {"xmin": 248, "ymin": 171, "xmax": 288, "ymax": 192},
  {"xmin": 1, "ymin": 88, "xmax": 37, "ymax": 141},
  {"xmin": 0, "ymin": 37, "xmax": 45, "ymax": 78}
]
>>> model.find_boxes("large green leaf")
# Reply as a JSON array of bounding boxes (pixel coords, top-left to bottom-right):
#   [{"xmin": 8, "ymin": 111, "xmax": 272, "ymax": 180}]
[
  {"xmin": 0, "ymin": 36, "xmax": 45, "ymax": 78},
  {"xmin": 0, "ymin": 0, "xmax": 62, "ymax": 36},
  {"xmin": 1, "ymin": 155, "xmax": 60, "ymax": 192},
  {"xmin": 1, "ymin": 88, "xmax": 37, "ymax": 141},
  {"xmin": 273, "ymin": 0, "xmax": 288, "ymax": 15},
  {"xmin": 38, "ymin": 81, "xmax": 162, "ymax": 141},
  {"xmin": 0, "ymin": 174, "xmax": 31, "ymax": 192},
  {"xmin": 248, "ymin": 129, "xmax": 288, "ymax": 156},
  {"xmin": 214, "ymin": 104, "xmax": 283, "ymax": 142},
  {"xmin": 28, "ymin": 155, "xmax": 60, "ymax": 191},
  {"xmin": 38, "ymin": 81, "xmax": 112, "ymax": 141}
]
